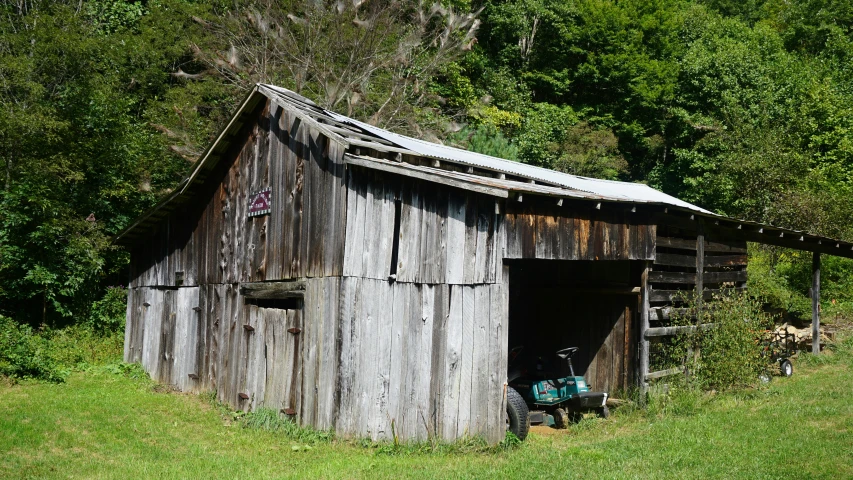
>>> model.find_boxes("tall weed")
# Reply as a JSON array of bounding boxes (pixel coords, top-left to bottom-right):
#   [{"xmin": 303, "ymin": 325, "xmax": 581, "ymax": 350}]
[
  {"xmin": 669, "ymin": 290, "xmax": 773, "ymax": 390},
  {"xmin": 238, "ymin": 407, "xmax": 333, "ymax": 444}
]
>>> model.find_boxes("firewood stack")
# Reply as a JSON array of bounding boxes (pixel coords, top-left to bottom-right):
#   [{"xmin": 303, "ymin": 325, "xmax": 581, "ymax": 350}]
[{"xmin": 772, "ymin": 323, "xmax": 834, "ymax": 352}]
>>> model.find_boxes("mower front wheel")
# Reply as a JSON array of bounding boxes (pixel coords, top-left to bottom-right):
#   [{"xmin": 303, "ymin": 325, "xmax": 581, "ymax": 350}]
[
  {"xmin": 596, "ymin": 406, "xmax": 610, "ymax": 419},
  {"xmin": 506, "ymin": 386, "xmax": 530, "ymax": 441},
  {"xmin": 553, "ymin": 408, "xmax": 569, "ymax": 429}
]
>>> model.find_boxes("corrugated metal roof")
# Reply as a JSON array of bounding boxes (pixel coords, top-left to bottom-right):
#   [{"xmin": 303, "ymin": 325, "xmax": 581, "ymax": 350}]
[{"xmin": 260, "ymin": 84, "xmax": 710, "ymax": 214}]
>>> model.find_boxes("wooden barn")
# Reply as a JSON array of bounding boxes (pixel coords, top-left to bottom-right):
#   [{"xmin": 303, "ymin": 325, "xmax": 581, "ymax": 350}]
[{"xmin": 117, "ymin": 84, "xmax": 853, "ymax": 443}]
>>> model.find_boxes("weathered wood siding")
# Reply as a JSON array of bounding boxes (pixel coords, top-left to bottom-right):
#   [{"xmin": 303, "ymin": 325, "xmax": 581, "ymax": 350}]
[
  {"xmin": 342, "ymin": 166, "xmax": 505, "ymax": 285},
  {"xmin": 335, "ymin": 277, "xmax": 508, "ymax": 443},
  {"xmin": 504, "ymin": 198, "xmax": 656, "ymax": 261},
  {"xmin": 129, "ymin": 100, "xmax": 347, "ymax": 288},
  {"xmin": 124, "ymin": 278, "xmax": 338, "ymax": 423}
]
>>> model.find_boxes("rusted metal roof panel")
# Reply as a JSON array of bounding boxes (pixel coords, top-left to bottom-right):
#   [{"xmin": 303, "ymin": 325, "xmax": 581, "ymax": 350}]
[{"xmin": 260, "ymin": 84, "xmax": 710, "ymax": 213}]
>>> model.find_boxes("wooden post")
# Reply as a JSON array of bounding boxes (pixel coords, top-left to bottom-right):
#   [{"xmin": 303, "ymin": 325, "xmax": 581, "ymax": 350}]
[
  {"xmin": 812, "ymin": 252, "xmax": 821, "ymax": 355},
  {"xmin": 695, "ymin": 225, "xmax": 704, "ymax": 318},
  {"xmin": 691, "ymin": 225, "xmax": 704, "ymax": 374},
  {"xmin": 639, "ymin": 260, "xmax": 651, "ymax": 400}
]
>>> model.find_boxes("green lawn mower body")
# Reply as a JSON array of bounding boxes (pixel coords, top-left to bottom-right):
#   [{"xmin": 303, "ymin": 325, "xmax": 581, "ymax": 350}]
[{"xmin": 506, "ymin": 346, "xmax": 609, "ymax": 437}]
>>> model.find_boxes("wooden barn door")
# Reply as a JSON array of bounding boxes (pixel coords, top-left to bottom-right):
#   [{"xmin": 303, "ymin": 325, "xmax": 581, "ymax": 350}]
[{"xmin": 241, "ymin": 304, "xmax": 303, "ymax": 417}]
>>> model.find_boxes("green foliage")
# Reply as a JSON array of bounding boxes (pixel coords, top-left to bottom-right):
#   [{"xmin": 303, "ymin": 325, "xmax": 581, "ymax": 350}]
[
  {"xmin": 87, "ymin": 286, "xmax": 128, "ymax": 333},
  {"xmin": 748, "ymin": 245, "xmax": 853, "ymax": 322},
  {"xmin": 45, "ymin": 325, "xmax": 124, "ymax": 368},
  {"xmin": 0, "ymin": 316, "xmax": 68, "ymax": 382},
  {"xmin": 87, "ymin": 0, "xmax": 146, "ymax": 33},
  {"xmin": 551, "ymin": 122, "xmax": 628, "ymax": 179},
  {"xmin": 0, "ymin": 0, "xmax": 223, "ymax": 326},
  {"xmin": 514, "ymin": 103, "xmax": 579, "ymax": 167},
  {"xmin": 0, "ymin": 314, "xmax": 123, "ymax": 383},
  {"xmin": 669, "ymin": 291, "xmax": 774, "ymax": 390},
  {"xmin": 448, "ymin": 123, "xmax": 519, "ymax": 160}
]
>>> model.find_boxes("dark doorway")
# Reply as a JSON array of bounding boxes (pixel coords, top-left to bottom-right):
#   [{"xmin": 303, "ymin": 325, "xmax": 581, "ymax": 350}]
[{"xmin": 507, "ymin": 260, "xmax": 643, "ymax": 394}]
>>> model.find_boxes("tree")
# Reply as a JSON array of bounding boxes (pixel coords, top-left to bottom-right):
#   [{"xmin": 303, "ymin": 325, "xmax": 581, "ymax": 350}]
[{"xmin": 190, "ymin": 0, "xmax": 481, "ymax": 138}]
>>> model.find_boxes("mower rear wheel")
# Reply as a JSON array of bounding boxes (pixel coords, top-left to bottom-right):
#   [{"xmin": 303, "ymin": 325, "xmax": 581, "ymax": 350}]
[
  {"xmin": 505, "ymin": 387, "xmax": 530, "ymax": 441},
  {"xmin": 780, "ymin": 359, "xmax": 793, "ymax": 377},
  {"xmin": 553, "ymin": 408, "xmax": 569, "ymax": 429}
]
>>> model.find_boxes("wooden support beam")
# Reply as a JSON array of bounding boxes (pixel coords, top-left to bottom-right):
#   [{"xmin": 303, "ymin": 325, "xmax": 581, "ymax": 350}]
[
  {"xmin": 656, "ymin": 236, "xmax": 747, "ymax": 253},
  {"xmin": 644, "ymin": 323, "xmax": 715, "ymax": 338},
  {"xmin": 696, "ymin": 227, "xmax": 705, "ymax": 320},
  {"xmin": 240, "ymin": 280, "xmax": 306, "ymax": 299},
  {"xmin": 703, "ymin": 270, "xmax": 748, "ymax": 283},
  {"xmin": 654, "ymin": 253, "xmax": 696, "ymax": 268},
  {"xmin": 704, "ymin": 254, "xmax": 748, "ymax": 267},
  {"xmin": 647, "ymin": 270, "xmax": 747, "ymax": 285},
  {"xmin": 645, "ymin": 367, "xmax": 683, "ymax": 381},
  {"xmin": 812, "ymin": 252, "xmax": 821, "ymax": 355},
  {"xmin": 648, "ymin": 271, "xmax": 697, "ymax": 284},
  {"xmin": 648, "ymin": 306, "xmax": 695, "ymax": 321},
  {"xmin": 648, "ymin": 287, "xmax": 745, "ymax": 303},
  {"xmin": 639, "ymin": 261, "xmax": 651, "ymax": 399}
]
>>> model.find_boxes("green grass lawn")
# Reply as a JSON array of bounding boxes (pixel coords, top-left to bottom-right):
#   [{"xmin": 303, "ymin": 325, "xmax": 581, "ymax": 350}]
[{"xmin": 2, "ymin": 354, "xmax": 852, "ymax": 479}]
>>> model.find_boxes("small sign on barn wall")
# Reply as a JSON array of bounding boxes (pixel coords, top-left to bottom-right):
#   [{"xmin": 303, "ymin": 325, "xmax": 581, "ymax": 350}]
[{"xmin": 248, "ymin": 188, "xmax": 272, "ymax": 217}]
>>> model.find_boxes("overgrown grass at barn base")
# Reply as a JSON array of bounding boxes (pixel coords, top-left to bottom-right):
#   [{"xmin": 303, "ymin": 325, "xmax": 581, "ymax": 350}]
[{"xmin": 1, "ymin": 339, "xmax": 852, "ymax": 478}]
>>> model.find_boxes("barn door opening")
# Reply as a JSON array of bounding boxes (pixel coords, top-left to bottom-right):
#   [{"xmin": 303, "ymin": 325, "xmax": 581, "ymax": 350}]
[
  {"xmin": 242, "ymin": 300, "xmax": 303, "ymax": 416},
  {"xmin": 506, "ymin": 259, "xmax": 642, "ymax": 395}
]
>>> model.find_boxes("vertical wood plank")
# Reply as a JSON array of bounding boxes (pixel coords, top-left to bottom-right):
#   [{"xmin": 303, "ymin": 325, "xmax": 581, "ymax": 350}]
[
  {"xmin": 266, "ymin": 102, "xmax": 283, "ymax": 280},
  {"xmin": 335, "ymin": 277, "xmax": 356, "ymax": 436},
  {"xmin": 416, "ymin": 284, "xmax": 435, "ymax": 440},
  {"xmin": 397, "ymin": 180, "xmax": 422, "ymax": 283},
  {"xmin": 123, "ymin": 288, "xmax": 135, "ymax": 363},
  {"xmin": 297, "ymin": 124, "xmax": 312, "ymax": 278},
  {"xmin": 174, "ymin": 287, "xmax": 199, "ymax": 392},
  {"xmin": 301, "ymin": 279, "xmax": 320, "ymax": 427},
  {"xmin": 441, "ymin": 285, "xmax": 463, "ymax": 440},
  {"xmin": 401, "ymin": 283, "xmax": 421, "ymax": 440},
  {"xmin": 318, "ymin": 277, "xmax": 340, "ymax": 430},
  {"xmin": 474, "ymin": 205, "xmax": 489, "ymax": 282},
  {"xmin": 462, "ymin": 193, "xmax": 479, "ymax": 285},
  {"xmin": 428, "ymin": 284, "xmax": 447, "ymax": 439},
  {"xmin": 388, "ymin": 281, "xmax": 409, "ymax": 441},
  {"xmin": 359, "ymin": 279, "xmax": 379, "ymax": 437},
  {"xmin": 457, "ymin": 286, "xmax": 476, "ymax": 438},
  {"xmin": 288, "ymin": 118, "xmax": 305, "ymax": 277},
  {"xmin": 487, "ymin": 275, "xmax": 508, "ymax": 443},
  {"xmin": 639, "ymin": 261, "xmax": 651, "ymax": 398},
  {"xmin": 374, "ymin": 279, "xmax": 394, "ymax": 439},
  {"xmin": 342, "ymin": 166, "xmax": 361, "ymax": 277},
  {"xmin": 446, "ymin": 191, "xmax": 466, "ymax": 284},
  {"xmin": 469, "ymin": 285, "xmax": 490, "ymax": 437}
]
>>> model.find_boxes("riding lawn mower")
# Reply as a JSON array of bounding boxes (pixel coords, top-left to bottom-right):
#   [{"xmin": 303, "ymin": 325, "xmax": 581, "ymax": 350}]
[{"xmin": 505, "ymin": 346, "xmax": 609, "ymax": 440}]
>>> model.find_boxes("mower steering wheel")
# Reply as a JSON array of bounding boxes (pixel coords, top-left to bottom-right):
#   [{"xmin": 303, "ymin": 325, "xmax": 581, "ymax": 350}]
[{"xmin": 556, "ymin": 347, "xmax": 578, "ymax": 359}]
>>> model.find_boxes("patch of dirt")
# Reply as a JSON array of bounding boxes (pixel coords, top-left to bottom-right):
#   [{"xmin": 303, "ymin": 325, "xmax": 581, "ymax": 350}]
[
  {"xmin": 530, "ymin": 425, "xmax": 566, "ymax": 437},
  {"xmin": 151, "ymin": 383, "xmax": 179, "ymax": 394}
]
